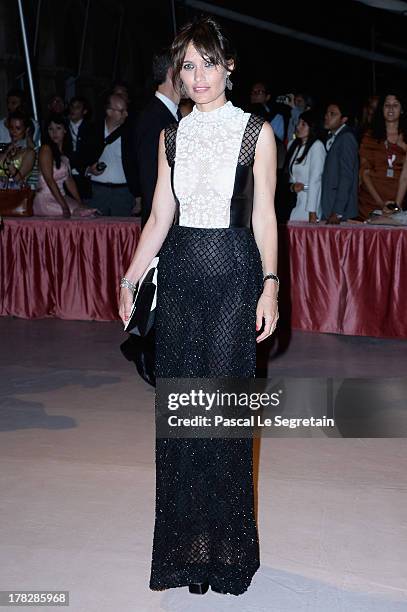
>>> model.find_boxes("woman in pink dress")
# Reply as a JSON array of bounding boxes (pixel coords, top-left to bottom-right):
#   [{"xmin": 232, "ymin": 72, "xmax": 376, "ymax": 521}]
[{"xmin": 34, "ymin": 113, "xmax": 98, "ymax": 217}]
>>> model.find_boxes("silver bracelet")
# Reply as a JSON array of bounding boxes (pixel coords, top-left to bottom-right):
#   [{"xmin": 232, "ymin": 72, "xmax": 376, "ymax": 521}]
[
  {"xmin": 263, "ymin": 273, "xmax": 279, "ymax": 286},
  {"xmin": 120, "ymin": 277, "xmax": 137, "ymax": 292}
]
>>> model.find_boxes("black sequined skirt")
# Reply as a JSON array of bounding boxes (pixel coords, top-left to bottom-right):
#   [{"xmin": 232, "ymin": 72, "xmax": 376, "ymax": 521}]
[{"xmin": 149, "ymin": 225, "xmax": 263, "ymax": 596}]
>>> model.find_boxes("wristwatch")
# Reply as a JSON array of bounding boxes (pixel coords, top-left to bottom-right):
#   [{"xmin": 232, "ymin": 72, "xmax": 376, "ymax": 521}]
[{"xmin": 263, "ymin": 273, "xmax": 279, "ymax": 286}]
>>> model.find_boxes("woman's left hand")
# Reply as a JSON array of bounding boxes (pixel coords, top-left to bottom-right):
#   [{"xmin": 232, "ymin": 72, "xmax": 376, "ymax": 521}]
[
  {"xmin": 255, "ymin": 291, "xmax": 279, "ymax": 342},
  {"xmin": 6, "ymin": 144, "xmax": 18, "ymax": 157}
]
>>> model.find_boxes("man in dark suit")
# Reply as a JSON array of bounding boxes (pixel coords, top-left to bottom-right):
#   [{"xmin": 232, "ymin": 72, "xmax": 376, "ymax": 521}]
[
  {"xmin": 67, "ymin": 96, "xmax": 95, "ymax": 199},
  {"xmin": 120, "ymin": 50, "xmax": 181, "ymax": 385},
  {"xmin": 126, "ymin": 50, "xmax": 181, "ymax": 227},
  {"xmin": 321, "ymin": 100, "xmax": 359, "ymax": 223}
]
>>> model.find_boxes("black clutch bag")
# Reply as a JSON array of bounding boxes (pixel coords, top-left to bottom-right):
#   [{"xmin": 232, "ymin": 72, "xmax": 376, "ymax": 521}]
[{"xmin": 124, "ymin": 257, "xmax": 158, "ymax": 337}]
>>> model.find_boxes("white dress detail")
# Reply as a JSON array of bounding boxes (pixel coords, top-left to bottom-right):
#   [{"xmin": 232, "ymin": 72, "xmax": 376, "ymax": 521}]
[
  {"xmin": 173, "ymin": 101, "xmax": 250, "ymax": 228},
  {"xmin": 288, "ymin": 139, "xmax": 326, "ymax": 221}
]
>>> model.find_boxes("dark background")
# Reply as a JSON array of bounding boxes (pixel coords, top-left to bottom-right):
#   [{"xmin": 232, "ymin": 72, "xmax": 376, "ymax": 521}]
[{"xmin": 2, "ymin": 0, "xmax": 407, "ymax": 117}]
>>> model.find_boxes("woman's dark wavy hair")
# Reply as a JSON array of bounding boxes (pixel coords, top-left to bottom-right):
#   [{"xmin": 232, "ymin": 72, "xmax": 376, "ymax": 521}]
[
  {"xmin": 43, "ymin": 113, "xmax": 72, "ymax": 169},
  {"xmin": 370, "ymin": 91, "xmax": 407, "ymax": 142},
  {"xmin": 7, "ymin": 110, "xmax": 31, "ymax": 131},
  {"xmin": 170, "ymin": 16, "xmax": 237, "ymax": 89},
  {"xmin": 286, "ymin": 110, "xmax": 323, "ymax": 168}
]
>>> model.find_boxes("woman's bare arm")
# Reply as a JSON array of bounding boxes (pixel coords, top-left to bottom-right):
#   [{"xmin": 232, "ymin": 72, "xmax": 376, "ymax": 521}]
[
  {"xmin": 394, "ymin": 154, "xmax": 407, "ymax": 207},
  {"xmin": 64, "ymin": 175, "xmax": 82, "ymax": 205},
  {"xmin": 119, "ymin": 129, "xmax": 176, "ymax": 322},
  {"xmin": 15, "ymin": 148, "xmax": 35, "ymax": 180},
  {"xmin": 251, "ymin": 122, "xmax": 279, "ymax": 341},
  {"xmin": 38, "ymin": 145, "xmax": 70, "ymax": 213}
]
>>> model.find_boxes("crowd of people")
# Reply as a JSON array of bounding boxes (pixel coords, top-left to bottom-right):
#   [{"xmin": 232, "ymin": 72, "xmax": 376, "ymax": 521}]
[
  {"xmin": 0, "ymin": 69, "xmax": 406, "ymax": 224},
  {"xmin": 248, "ymin": 85, "xmax": 407, "ymax": 224}
]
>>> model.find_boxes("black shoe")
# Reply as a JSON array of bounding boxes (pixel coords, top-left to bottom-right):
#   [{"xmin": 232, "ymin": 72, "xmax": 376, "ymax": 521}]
[
  {"xmin": 211, "ymin": 585, "xmax": 228, "ymax": 594},
  {"xmin": 188, "ymin": 581, "xmax": 209, "ymax": 594}
]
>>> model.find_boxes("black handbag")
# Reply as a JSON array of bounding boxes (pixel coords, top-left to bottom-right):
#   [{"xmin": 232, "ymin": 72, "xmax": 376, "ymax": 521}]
[{"xmin": 124, "ymin": 257, "xmax": 158, "ymax": 337}]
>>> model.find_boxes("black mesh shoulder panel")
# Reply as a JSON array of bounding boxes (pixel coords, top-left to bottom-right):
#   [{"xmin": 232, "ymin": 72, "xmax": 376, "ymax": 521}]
[{"xmin": 237, "ymin": 114, "xmax": 266, "ymax": 167}]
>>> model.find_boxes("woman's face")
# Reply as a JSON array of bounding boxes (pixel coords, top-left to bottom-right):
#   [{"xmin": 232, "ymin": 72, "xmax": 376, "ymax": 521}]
[
  {"xmin": 383, "ymin": 95, "xmax": 402, "ymax": 123},
  {"xmin": 7, "ymin": 95, "xmax": 22, "ymax": 113},
  {"xmin": 180, "ymin": 42, "xmax": 232, "ymax": 106},
  {"xmin": 49, "ymin": 96, "xmax": 65, "ymax": 114},
  {"xmin": 48, "ymin": 121, "xmax": 66, "ymax": 144},
  {"xmin": 296, "ymin": 118, "xmax": 310, "ymax": 140},
  {"xmin": 8, "ymin": 119, "xmax": 26, "ymax": 142}
]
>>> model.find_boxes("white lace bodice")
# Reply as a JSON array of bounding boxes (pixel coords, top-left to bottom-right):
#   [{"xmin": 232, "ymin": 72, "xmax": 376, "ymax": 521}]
[{"xmin": 173, "ymin": 101, "xmax": 250, "ymax": 228}]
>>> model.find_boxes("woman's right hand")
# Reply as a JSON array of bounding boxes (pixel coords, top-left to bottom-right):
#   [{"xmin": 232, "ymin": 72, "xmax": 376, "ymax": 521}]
[
  {"xmin": 293, "ymin": 182, "xmax": 305, "ymax": 193},
  {"xmin": 61, "ymin": 203, "xmax": 71, "ymax": 218},
  {"xmin": 119, "ymin": 287, "xmax": 134, "ymax": 324}
]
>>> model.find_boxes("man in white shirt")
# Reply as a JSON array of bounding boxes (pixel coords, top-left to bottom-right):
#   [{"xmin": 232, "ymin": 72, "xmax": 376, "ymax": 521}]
[{"xmin": 87, "ymin": 94, "xmax": 134, "ymax": 216}]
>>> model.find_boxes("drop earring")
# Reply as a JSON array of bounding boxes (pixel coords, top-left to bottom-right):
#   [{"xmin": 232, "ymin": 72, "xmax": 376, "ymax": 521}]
[
  {"xmin": 226, "ymin": 75, "xmax": 233, "ymax": 91},
  {"xmin": 180, "ymin": 81, "xmax": 187, "ymax": 97}
]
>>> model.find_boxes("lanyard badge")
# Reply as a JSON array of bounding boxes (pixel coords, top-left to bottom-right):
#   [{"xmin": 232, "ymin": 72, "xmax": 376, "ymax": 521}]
[{"xmin": 385, "ymin": 141, "xmax": 396, "ymax": 178}]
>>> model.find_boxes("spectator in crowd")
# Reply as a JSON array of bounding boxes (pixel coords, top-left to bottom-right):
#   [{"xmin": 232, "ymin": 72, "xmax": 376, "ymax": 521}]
[
  {"xmin": 126, "ymin": 49, "xmax": 181, "ymax": 228},
  {"xmin": 358, "ymin": 92, "xmax": 407, "ymax": 219},
  {"xmin": 67, "ymin": 96, "xmax": 95, "ymax": 199},
  {"xmin": 287, "ymin": 110, "xmax": 326, "ymax": 222},
  {"xmin": 286, "ymin": 92, "xmax": 312, "ymax": 143},
  {"xmin": 248, "ymin": 81, "xmax": 285, "ymax": 142},
  {"xmin": 111, "ymin": 81, "xmax": 138, "ymax": 121},
  {"xmin": 33, "ymin": 113, "xmax": 97, "ymax": 217},
  {"xmin": 87, "ymin": 93, "xmax": 133, "ymax": 216},
  {"xmin": 41, "ymin": 94, "xmax": 67, "ymax": 140},
  {"xmin": 111, "ymin": 81, "xmax": 130, "ymax": 106},
  {"xmin": 0, "ymin": 111, "xmax": 35, "ymax": 181},
  {"xmin": 320, "ymin": 99, "xmax": 359, "ymax": 223},
  {"xmin": 0, "ymin": 88, "xmax": 40, "ymax": 145},
  {"xmin": 47, "ymin": 94, "xmax": 66, "ymax": 115},
  {"xmin": 357, "ymin": 95, "xmax": 379, "ymax": 140}
]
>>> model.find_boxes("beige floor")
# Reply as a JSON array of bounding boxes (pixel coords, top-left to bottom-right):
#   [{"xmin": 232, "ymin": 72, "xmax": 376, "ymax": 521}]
[{"xmin": 0, "ymin": 319, "xmax": 406, "ymax": 612}]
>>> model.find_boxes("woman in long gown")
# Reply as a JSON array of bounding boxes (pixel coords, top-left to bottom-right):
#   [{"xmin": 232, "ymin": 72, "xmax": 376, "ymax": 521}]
[{"xmin": 119, "ymin": 17, "xmax": 278, "ymax": 596}]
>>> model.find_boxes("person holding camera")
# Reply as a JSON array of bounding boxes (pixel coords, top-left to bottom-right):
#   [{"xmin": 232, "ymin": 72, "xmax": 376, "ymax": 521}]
[
  {"xmin": 285, "ymin": 92, "xmax": 312, "ymax": 143},
  {"xmin": 87, "ymin": 94, "xmax": 134, "ymax": 216}
]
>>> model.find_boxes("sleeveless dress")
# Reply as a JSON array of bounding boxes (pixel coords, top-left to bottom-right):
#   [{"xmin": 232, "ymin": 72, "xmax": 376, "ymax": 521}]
[
  {"xmin": 149, "ymin": 101, "xmax": 266, "ymax": 596},
  {"xmin": 0, "ymin": 148, "xmax": 29, "ymax": 180},
  {"xmin": 34, "ymin": 155, "xmax": 96, "ymax": 217}
]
